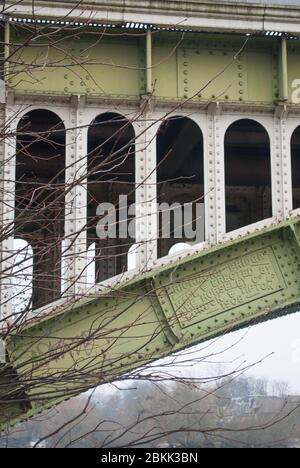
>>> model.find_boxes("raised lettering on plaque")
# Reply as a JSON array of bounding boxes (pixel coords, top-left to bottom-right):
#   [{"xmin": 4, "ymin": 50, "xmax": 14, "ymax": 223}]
[{"xmin": 165, "ymin": 248, "xmax": 285, "ymax": 329}]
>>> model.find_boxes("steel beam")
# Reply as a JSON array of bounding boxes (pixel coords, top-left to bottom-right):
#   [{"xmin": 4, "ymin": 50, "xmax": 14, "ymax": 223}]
[
  {"xmin": 63, "ymin": 96, "xmax": 88, "ymax": 297},
  {"xmin": 1, "ymin": 216, "xmax": 300, "ymax": 429},
  {"xmin": 280, "ymin": 37, "xmax": 289, "ymax": 102}
]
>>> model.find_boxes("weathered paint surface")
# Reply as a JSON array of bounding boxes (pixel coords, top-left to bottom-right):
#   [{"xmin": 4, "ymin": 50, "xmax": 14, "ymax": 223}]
[
  {"xmin": 6, "ymin": 26, "xmax": 300, "ymax": 105},
  {"xmin": 1, "ymin": 217, "xmax": 300, "ymax": 429},
  {"xmin": 2, "ymin": 1, "xmax": 300, "ymax": 430}
]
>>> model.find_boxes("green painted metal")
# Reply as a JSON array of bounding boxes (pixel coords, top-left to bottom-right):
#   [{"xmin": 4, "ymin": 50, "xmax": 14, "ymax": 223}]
[
  {"xmin": 4, "ymin": 27, "xmax": 290, "ymax": 104},
  {"xmin": 146, "ymin": 27, "xmax": 152, "ymax": 94},
  {"xmin": 4, "ymin": 22, "xmax": 10, "ymax": 81},
  {"xmin": 8, "ymin": 28, "xmax": 146, "ymax": 98},
  {"xmin": 280, "ymin": 37, "xmax": 288, "ymax": 102},
  {"xmin": 1, "ymin": 217, "xmax": 300, "ymax": 430}
]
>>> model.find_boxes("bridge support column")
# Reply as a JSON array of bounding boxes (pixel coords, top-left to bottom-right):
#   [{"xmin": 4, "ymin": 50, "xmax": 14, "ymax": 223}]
[
  {"xmin": 273, "ymin": 111, "xmax": 291, "ymax": 221},
  {"xmin": 274, "ymin": 107, "xmax": 293, "ymax": 219},
  {"xmin": 207, "ymin": 103, "xmax": 225, "ymax": 243},
  {"xmin": 0, "ymin": 105, "xmax": 16, "ymax": 360},
  {"xmin": 63, "ymin": 97, "xmax": 87, "ymax": 298},
  {"xmin": 134, "ymin": 105, "xmax": 160, "ymax": 270}
]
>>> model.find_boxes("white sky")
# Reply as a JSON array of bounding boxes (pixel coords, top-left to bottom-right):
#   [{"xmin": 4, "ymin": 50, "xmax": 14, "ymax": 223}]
[
  {"xmin": 158, "ymin": 314, "xmax": 300, "ymax": 395},
  {"xmin": 201, "ymin": 313, "xmax": 300, "ymax": 393}
]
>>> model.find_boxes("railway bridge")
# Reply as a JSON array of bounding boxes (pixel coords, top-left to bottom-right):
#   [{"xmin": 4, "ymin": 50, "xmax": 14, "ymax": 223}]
[{"xmin": 1, "ymin": 0, "xmax": 300, "ymax": 428}]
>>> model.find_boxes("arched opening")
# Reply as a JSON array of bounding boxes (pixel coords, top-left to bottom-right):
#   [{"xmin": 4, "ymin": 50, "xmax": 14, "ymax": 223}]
[
  {"xmin": 168, "ymin": 243, "xmax": 190, "ymax": 256},
  {"xmin": 225, "ymin": 119, "xmax": 272, "ymax": 232},
  {"xmin": 87, "ymin": 112, "xmax": 135, "ymax": 282},
  {"xmin": 127, "ymin": 243, "xmax": 138, "ymax": 271},
  {"xmin": 157, "ymin": 116, "xmax": 205, "ymax": 258},
  {"xmin": 291, "ymin": 126, "xmax": 300, "ymax": 209},
  {"xmin": 15, "ymin": 110, "xmax": 65, "ymax": 309}
]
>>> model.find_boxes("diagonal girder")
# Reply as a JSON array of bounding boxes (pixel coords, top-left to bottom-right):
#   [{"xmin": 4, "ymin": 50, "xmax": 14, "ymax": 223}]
[{"xmin": 1, "ymin": 217, "xmax": 300, "ymax": 430}]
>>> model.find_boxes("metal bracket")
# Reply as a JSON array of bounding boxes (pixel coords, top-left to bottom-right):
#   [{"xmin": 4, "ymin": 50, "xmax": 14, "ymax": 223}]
[
  {"xmin": 70, "ymin": 94, "xmax": 86, "ymax": 110},
  {"xmin": 147, "ymin": 279, "xmax": 181, "ymax": 346},
  {"xmin": 288, "ymin": 223, "xmax": 300, "ymax": 251},
  {"xmin": 140, "ymin": 93, "xmax": 155, "ymax": 114},
  {"xmin": 208, "ymin": 101, "xmax": 222, "ymax": 116},
  {"xmin": 275, "ymin": 102, "xmax": 289, "ymax": 120}
]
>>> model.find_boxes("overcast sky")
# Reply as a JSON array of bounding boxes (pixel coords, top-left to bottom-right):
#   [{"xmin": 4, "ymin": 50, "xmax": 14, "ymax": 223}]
[{"xmin": 183, "ymin": 313, "xmax": 300, "ymax": 394}]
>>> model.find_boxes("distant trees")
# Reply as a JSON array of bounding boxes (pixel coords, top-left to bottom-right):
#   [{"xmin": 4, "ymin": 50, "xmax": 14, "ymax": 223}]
[
  {"xmin": 1, "ymin": 373, "xmax": 298, "ymax": 448},
  {"xmin": 271, "ymin": 380, "xmax": 291, "ymax": 398}
]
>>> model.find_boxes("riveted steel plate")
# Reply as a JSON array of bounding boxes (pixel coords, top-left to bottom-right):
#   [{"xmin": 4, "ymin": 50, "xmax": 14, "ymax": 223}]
[
  {"xmin": 164, "ymin": 247, "xmax": 285, "ymax": 329},
  {"xmin": 2, "ymin": 219, "xmax": 300, "ymax": 430}
]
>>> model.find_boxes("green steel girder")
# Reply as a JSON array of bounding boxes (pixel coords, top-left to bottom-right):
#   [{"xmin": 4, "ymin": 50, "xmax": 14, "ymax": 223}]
[
  {"xmin": 1, "ymin": 217, "xmax": 300, "ymax": 430},
  {"xmin": 6, "ymin": 25, "xmax": 300, "ymax": 104}
]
